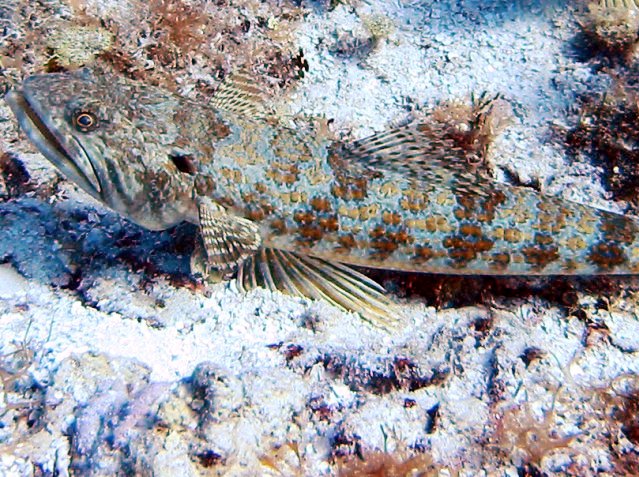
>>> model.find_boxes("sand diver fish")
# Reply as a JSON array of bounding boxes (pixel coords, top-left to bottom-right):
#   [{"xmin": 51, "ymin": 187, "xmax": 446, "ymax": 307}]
[{"xmin": 6, "ymin": 67, "xmax": 639, "ymax": 327}]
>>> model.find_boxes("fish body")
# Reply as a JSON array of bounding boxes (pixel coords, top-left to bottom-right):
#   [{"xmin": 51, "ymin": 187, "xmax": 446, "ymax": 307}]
[
  {"xmin": 206, "ymin": 112, "xmax": 639, "ymax": 276},
  {"xmin": 6, "ymin": 67, "xmax": 639, "ymax": 324}
]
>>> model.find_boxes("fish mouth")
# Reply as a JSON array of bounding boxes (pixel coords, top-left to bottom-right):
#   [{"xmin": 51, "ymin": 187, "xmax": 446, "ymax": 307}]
[{"xmin": 5, "ymin": 88, "xmax": 103, "ymax": 198}]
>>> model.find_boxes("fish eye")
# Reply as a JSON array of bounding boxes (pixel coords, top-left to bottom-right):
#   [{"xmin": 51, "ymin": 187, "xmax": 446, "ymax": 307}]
[{"xmin": 72, "ymin": 110, "xmax": 99, "ymax": 132}]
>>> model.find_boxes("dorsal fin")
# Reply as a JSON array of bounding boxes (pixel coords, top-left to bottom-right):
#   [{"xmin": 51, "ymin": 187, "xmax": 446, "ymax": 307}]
[
  {"xmin": 338, "ymin": 94, "xmax": 504, "ymax": 197},
  {"xmin": 344, "ymin": 122, "xmax": 465, "ymax": 170},
  {"xmin": 335, "ymin": 121, "xmax": 495, "ymax": 198},
  {"xmin": 236, "ymin": 248, "xmax": 401, "ymax": 329},
  {"xmin": 209, "ymin": 72, "xmax": 271, "ymax": 119}
]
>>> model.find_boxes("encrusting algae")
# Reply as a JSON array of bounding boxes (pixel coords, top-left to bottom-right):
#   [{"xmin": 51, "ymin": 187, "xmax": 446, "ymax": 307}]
[
  {"xmin": 46, "ymin": 25, "xmax": 114, "ymax": 69},
  {"xmin": 580, "ymin": 0, "xmax": 639, "ymax": 56}
]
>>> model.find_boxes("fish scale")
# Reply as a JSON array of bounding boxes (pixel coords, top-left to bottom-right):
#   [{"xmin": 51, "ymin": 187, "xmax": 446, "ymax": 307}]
[{"xmin": 6, "ymin": 67, "xmax": 639, "ymax": 326}]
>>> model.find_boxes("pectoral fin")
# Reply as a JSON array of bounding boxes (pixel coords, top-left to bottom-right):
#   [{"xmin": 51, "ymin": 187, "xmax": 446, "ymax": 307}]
[
  {"xmin": 236, "ymin": 248, "xmax": 400, "ymax": 329},
  {"xmin": 193, "ymin": 199, "xmax": 399, "ymax": 327},
  {"xmin": 195, "ymin": 198, "xmax": 262, "ymax": 278}
]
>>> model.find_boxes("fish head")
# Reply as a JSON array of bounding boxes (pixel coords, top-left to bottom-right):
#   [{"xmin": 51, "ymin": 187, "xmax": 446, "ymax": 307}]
[{"xmin": 5, "ymin": 67, "xmax": 201, "ymax": 230}]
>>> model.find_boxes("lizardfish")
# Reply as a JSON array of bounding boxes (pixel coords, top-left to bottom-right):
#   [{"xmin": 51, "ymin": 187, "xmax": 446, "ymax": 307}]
[{"xmin": 6, "ymin": 67, "xmax": 639, "ymax": 326}]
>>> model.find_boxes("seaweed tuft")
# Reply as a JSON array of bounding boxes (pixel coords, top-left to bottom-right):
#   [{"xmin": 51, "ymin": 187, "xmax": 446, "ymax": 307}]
[
  {"xmin": 144, "ymin": 0, "xmax": 208, "ymax": 68},
  {"xmin": 336, "ymin": 450, "xmax": 441, "ymax": 477},
  {"xmin": 578, "ymin": 0, "xmax": 639, "ymax": 61},
  {"xmin": 565, "ymin": 80, "xmax": 639, "ymax": 207},
  {"xmin": 0, "ymin": 152, "xmax": 31, "ymax": 199},
  {"xmin": 489, "ymin": 401, "xmax": 577, "ymax": 471},
  {"xmin": 418, "ymin": 93, "xmax": 512, "ymax": 176}
]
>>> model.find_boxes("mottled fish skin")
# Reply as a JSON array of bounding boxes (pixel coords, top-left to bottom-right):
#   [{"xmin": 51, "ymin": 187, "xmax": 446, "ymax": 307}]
[{"xmin": 6, "ymin": 67, "xmax": 639, "ymax": 277}]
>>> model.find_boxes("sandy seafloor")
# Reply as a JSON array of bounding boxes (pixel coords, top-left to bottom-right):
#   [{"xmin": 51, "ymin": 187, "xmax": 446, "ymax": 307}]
[{"xmin": 2, "ymin": 0, "xmax": 639, "ymax": 475}]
